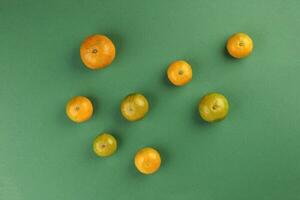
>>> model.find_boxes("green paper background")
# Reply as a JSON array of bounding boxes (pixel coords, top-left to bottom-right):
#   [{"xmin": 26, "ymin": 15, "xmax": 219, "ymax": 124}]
[{"xmin": 1, "ymin": 0, "xmax": 300, "ymax": 199}]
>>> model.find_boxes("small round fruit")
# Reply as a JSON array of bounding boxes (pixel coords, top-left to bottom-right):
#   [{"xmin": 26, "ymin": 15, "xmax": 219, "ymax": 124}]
[
  {"xmin": 80, "ymin": 34, "xmax": 116, "ymax": 69},
  {"xmin": 226, "ymin": 33, "xmax": 253, "ymax": 58},
  {"xmin": 167, "ymin": 60, "xmax": 192, "ymax": 86},
  {"xmin": 134, "ymin": 147, "xmax": 161, "ymax": 175},
  {"xmin": 93, "ymin": 133, "xmax": 117, "ymax": 157},
  {"xmin": 66, "ymin": 96, "xmax": 93, "ymax": 123},
  {"xmin": 198, "ymin": 93, "xmax": 229, "ymax": 122},
  {"xmin": 120, "ymin": 93, "xmax": 149, "ymax": 121}
]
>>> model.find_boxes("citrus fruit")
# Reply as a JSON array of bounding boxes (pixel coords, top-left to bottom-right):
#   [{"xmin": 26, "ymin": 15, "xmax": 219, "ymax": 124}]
[
  {"xmin": 120, "ymin": 93, "xmax": 149, "ymax": 121},
  {"xmin": 66, "ymin": 96, "xmax": 93, "ymax": 123},
  {"xmin": 226, "ymin": 33, "xmax": 253, "ymax": 58},
  {"xmin": 134, "ymin": 147, "xmax": 161, "ymax": 175},
  {"xmin": 93, "ymin": 133, "xmax": 117, "ymax": 157},
  {"xmin": 198, "ymin": 93, "xmax": 229, "ymax": 122},
  {"xmin": 167, "ymin": 60, "xmax": 192, "ymax": 86},
  {"xmin": 80, "ymin": 34, "xmax": 116, "ymax": 69}
]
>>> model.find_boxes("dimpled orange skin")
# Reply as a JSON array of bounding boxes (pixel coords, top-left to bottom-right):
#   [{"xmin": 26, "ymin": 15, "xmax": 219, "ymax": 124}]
[
  {"xmin": 120, "ymin": 93, "xmax": 149, "ymax": 121},
  {"xmin": 226, "ymin": 33, "xmax": 253, "ymax": 59},
  {"xmin": 66, "ymin": 96, "xmax": 93, "ymax": 123},
  {"xmin": 80, "ymin": 34, "xmax": 116, "ymax": 69},
  {"xmin": 167, "ymin": 60, "xmax": 192, "ymax": 86},
  {"xmin": 198, "ymin": 93, "xmax": 229, "ymax": 122},
  {"xmin": 134, "ymin": 147, "xmax": 161, "ymax": 175},
  {"xmin": 93, "ymin": 133, "xmax": 117, "ymax": 157}
]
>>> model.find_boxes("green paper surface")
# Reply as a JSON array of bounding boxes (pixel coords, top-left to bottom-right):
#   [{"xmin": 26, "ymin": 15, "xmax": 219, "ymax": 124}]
[{"xmin": 1, "ymin": 0, "xmax": 300, "ymax": 199}]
